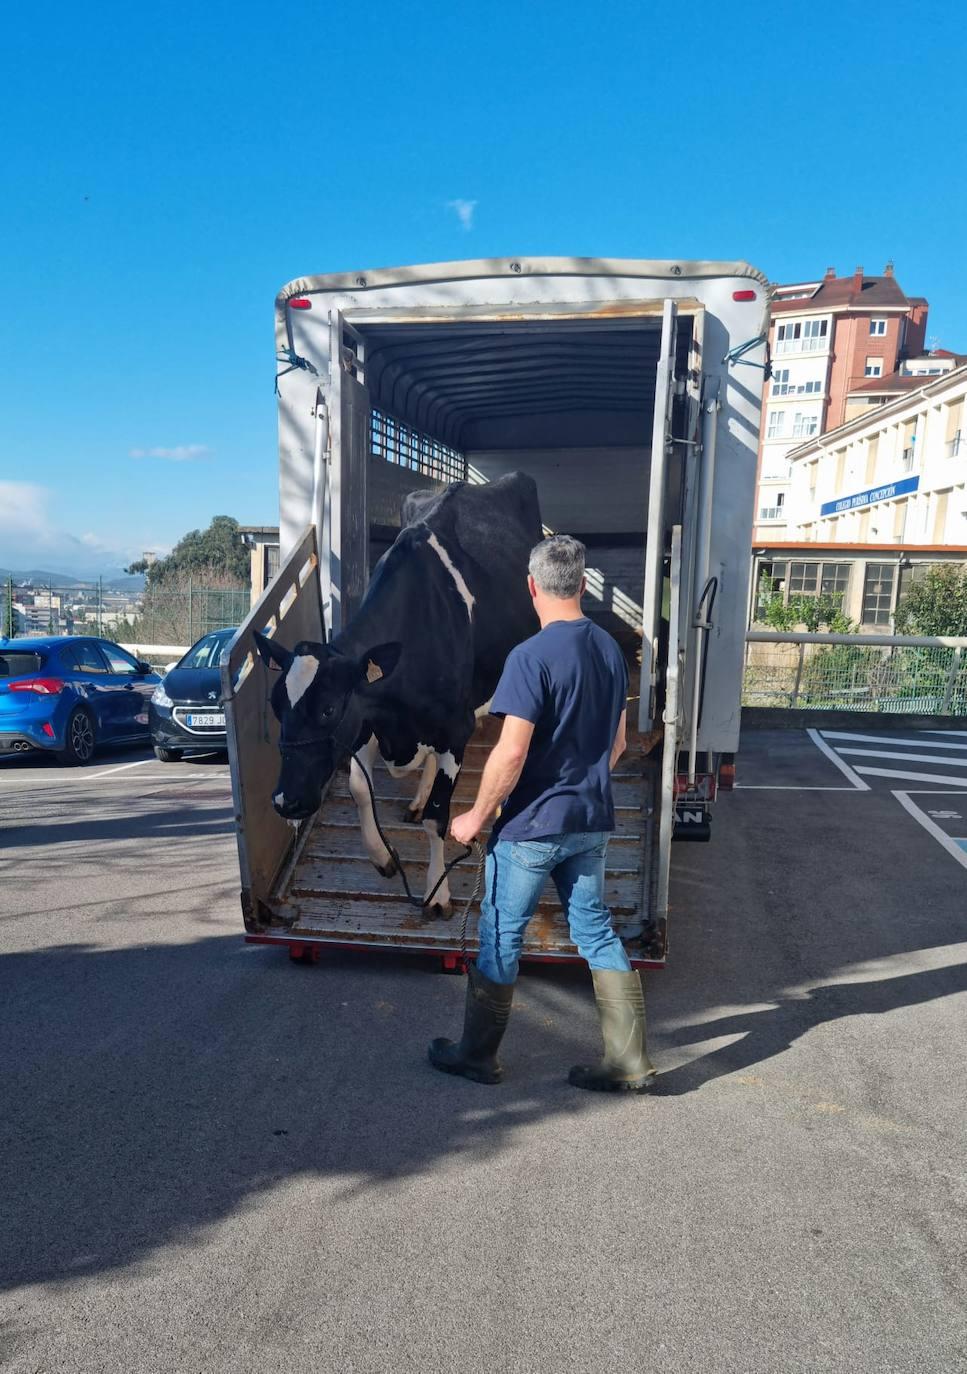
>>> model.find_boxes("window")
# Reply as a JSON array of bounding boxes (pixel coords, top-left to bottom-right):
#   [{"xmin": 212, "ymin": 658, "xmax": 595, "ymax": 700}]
[
  {"xmin": 864, "ymin": 357, "xmax": 883, "ymax": 378},
  {"xmin": 181, "ymin": 630, "xmax": 235, "ymax": 671},
  {"xmin": 100, "ymin": 643, "xmax": 141, "ymax": 674},
  {"xmin": 862, "ymin": 563, "xmax": 896, "ymax": 625},
  {"xmin": 68, "ymin": 642, "xmax": 109, "ymax": 674},
  {"xmin": 932, "ymin": 490, "xmax": 951, "ymax": 543},
  {"xmin": 901, "ymin": 446, "xmax": 915, "ymax": 472},
  {"xmin": 754, "ymin": 560, "xmax": 787, "ymax": 617},
  {"xmin": 766, "ymin": 409, "xmax": 785, "ymax": 439},
  {"xmin": 775, "ymin": 318, "xmax": 829, "ymax": 355},
  {"xmin": 948, "ymin": 431, "xmax": 963, "ymax": 458},
  {"xmin": 869, "ymin": 319, "xmax": 887, "ymax": 336},
  {"xmin": 772, "ymin": 368, "xmax": 823, "ymax": 397},
  {"xmin": 820, "ymin": 563, "xmax": 850, "ymax": 608},
  {"xmin": 758, "ymin": 491, "xmax": 786, "ymax": 521},
  {"xmin": 0, "ymin": 651, "xmax": 43, "ymax": 678},
  {"xmin": 893, "ymin": 500, "xmax": 908, "ymax": 543},
  {"xmin": 788, "ymin": 561, "xmax": 819, "ymax": 595},
  {"xmin": 371, "ymin": 409, "xmax": 466, "ymax": 482},
  {"xmin": 792, "ymin": 412, "xmax": 819, "ymax": 439}
]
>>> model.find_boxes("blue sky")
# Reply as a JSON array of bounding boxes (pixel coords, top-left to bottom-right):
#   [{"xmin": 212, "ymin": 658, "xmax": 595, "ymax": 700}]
[{"xmin": 1, "ymin": 0, "xmax": 965, "ymax": 576}]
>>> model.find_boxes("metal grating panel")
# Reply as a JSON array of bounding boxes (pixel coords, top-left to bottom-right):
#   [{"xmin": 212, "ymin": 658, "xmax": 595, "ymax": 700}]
[{"xmin": 370, "ymin": 408, "xmax": 467, "ymax": 482}]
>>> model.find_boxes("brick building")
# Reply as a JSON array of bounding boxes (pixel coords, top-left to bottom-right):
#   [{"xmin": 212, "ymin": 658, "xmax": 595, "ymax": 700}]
[{"xmin": 755, "ymin": 265, "xmax": 928, "ymax": 540}]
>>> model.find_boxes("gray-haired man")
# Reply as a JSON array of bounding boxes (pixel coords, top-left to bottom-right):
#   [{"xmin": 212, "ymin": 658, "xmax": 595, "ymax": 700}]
[{"xmin": 429, "ymin": 534, "xmax": 656, "ymax": 1093}]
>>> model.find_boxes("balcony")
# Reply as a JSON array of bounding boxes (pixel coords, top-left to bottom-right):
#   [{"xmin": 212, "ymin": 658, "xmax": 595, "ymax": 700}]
[{"xmin": 773, "ymin": 334, "xmax": 829, "ymax": 356}]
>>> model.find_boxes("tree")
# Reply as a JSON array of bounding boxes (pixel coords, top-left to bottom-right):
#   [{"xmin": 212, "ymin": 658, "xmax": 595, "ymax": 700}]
[
  {"xmin": 894, "ymin": 564, "xmax": 967, "ymax": 637},
  {"xmin": 127, "ymin": 515, "xmax": 250, "ymax": 587}
]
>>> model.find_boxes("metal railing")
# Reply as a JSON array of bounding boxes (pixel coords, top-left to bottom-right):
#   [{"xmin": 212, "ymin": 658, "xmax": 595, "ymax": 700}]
[
  {"xmin": 1, "ymin": 576, "xmax": 249, "ymax": 648},
  {"xmin": 744, "ymin": 630, "xmax": 967, "ymax": 714}
]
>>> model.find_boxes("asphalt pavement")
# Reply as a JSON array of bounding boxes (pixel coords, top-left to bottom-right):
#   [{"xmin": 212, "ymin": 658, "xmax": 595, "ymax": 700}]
[{"xmin": 1, "ymin": 730, "xmax": 965, "ymax": 1374}]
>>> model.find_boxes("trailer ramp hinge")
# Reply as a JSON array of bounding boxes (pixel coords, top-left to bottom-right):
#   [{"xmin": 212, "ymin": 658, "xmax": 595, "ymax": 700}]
[
  {"xmin": 275, "ymin": 348, "xmax": 319, "ymax": 394},
  {"xmin": 723, "ymin": 334, "xmax": 769, "ymax": 372}
]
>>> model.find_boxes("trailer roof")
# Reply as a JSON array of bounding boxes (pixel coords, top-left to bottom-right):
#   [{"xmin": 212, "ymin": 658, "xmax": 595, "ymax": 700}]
[
  {"xmin": 361, "ymin": 318, "xmax": 689, "ymax": 446},
  {"xmin": 278, "ymin": 256, "xmax": 768, "ymax": 303}
]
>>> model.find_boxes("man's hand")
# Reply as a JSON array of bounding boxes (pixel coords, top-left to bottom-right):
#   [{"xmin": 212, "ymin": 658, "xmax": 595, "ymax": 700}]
[{"xmin": 450, "ymin": 810, "xmax": 484, "ymax": 846}]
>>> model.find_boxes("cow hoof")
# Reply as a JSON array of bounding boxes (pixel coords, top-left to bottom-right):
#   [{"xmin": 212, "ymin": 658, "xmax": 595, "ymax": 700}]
[
  {"xmin": 376, "ymin": 856, "xmax": 399, "ymax": 879},
  {"xmin": 427, "ymin": 901, "xmax": 454, "ymax": 922},
  {"xmin": 403, "ymin": 805, "xmax": 424, "ymax": 825}
]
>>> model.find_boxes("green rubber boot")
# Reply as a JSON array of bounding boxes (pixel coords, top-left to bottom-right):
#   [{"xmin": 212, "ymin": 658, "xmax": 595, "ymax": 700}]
[
  {"xmin": 568, "ymin": 969, "xmax": 657, "ymax": 1094},
  {"xmin": 428, "ymin": 964, "xmax": 514, "ymax": 1085}
]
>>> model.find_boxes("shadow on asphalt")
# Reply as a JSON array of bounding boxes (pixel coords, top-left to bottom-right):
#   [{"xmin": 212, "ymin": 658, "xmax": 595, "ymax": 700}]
[
  {"xmin": 0, "ymin": 807, "xmax": 236, "ymax": 848},
  {"xmin": 0, "ymin": 937, "xmax": 610, "ymax": 1292},
  {"xmin": 4, "ymin": 733, "xmax": 967, "ymax": 1291},
  {"xmin": 654, "ymin": 962, "xmax": 967, "ymax": 1096}
]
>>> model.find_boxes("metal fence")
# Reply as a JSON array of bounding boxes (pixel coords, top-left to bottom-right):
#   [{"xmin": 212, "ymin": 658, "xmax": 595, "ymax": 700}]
[
  {"xmin": 2, "ymin": 577, "xmax": 249, "ymax": 649},
  {"xmin": 744, "ymin": 631, "xmax": 967, "ymax": 714}
]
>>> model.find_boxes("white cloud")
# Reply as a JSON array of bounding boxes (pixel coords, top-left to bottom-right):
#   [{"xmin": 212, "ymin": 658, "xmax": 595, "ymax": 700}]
[
  {"xmin": 447, "ymin": 198, "xmax": 478, "ymax": 231},
  {"xmin": 129, "ymin": 444, "xmax": 211, "ymax": 462},
  {"xmin": 0, "ymin": 482, "xmax": 162, "ymax": 577}
]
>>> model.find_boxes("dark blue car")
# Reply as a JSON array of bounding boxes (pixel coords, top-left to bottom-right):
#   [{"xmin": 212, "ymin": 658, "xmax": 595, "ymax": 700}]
[{"xmin": 0, "ymin": 636, "xmax": 160, "ymax": 764}]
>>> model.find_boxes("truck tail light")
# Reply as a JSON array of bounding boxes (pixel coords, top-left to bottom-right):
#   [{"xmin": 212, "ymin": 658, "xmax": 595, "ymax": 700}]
[
  {"xmin": 9, "ymin": 677, "xmax": 64, "ymax": 695},
  {"xmin": 732, "ymin": 289, "xmax": 757, "ymax": 301},
  {"xmin": 287, "ymin": 298, "xmax": 312, "ymax": 310}
]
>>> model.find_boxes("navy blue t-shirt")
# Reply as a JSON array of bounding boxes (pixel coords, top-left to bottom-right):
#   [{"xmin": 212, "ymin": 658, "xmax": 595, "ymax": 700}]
[{"xmin": 490, "ymin": 618, "xmax": 629, "ymax": 841}]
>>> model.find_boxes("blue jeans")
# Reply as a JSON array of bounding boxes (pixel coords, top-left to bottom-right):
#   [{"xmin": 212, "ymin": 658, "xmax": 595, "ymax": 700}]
[{"xmin": 476, "ymin": 832, "xmax": 633, "ymax": 985}]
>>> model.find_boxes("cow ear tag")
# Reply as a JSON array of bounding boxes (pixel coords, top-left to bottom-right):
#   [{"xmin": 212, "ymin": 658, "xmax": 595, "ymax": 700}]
[{"xmin": 365, "ymin": 660, "xmax": 383, "ymax": 684}]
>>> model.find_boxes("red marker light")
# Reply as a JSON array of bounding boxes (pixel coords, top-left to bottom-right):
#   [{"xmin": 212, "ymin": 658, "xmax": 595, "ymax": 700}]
[
  {"xmin": 732, "ymin": 289, "xmax": 757, "ymax": 302},
  {"xmin": 288, "ymin": 297, "xmax": 312, "ymax": 310},
  {"xmin": 42, "ymin": 722, "xmax": 55, "ymax": 738},
  {"xmin": 9, "ymin": 677, "xmax": 64, "ymax": 695}
]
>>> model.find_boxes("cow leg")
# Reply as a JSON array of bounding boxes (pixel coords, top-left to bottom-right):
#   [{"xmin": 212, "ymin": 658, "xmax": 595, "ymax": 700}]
[
  {"xmin": 405, "ymin": 751, "xmax": 438, "ymax": 825},
  {"xmin": 349, "ymin": 735, "xmax": 397, "ymax": 878},
  {"xmin": 421, "ymin": 750, "xmax": 462, "ymax": 919}
]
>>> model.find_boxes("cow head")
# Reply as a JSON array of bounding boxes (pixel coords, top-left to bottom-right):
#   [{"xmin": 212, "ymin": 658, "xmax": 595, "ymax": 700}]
[{"xmin": 253, "ymin": 632, "xmax": 401, "ymax": 820}]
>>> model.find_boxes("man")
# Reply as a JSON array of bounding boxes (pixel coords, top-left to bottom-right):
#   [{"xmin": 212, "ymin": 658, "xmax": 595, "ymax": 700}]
[{"xmin": 428, "ymin": 534, "xmax": 656, "ymax": 1094}]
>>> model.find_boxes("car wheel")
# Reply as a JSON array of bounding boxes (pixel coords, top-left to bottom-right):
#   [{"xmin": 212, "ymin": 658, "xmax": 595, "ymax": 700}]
[
  {"xmin": 58, "ymin": 707, "xmax": 97, "ymax": 765},
  {"xmin": 154, "ymin": 746, "xmax": 183, "ymax": 763}
]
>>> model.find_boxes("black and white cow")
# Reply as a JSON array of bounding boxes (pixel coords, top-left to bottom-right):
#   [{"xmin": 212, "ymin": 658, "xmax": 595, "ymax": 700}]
[{"xmin": 254, "ymin": 472, "xmax": 542, "ymax": 917}]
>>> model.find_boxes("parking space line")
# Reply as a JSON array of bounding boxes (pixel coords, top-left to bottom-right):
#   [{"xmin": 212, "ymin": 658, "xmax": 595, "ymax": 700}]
[
  {"xmin": 86, "ymin": 759, "xmax": 158, "ymax": 780},
  {"xmin": 856, "ymin": 765, "xmax": 967, "ymax": 787},
  {"xmin": 839, "ymin": 747, "xmax": 967, "ymax": 769},
  {"xmin": 806, "ymin": 729, "xmax": 870, "ymax": 790},
  {"xmin": 893, "ymin": 791, "xmax": 967, "ymax": 873},
  {"xmin": 822, "ymin": 732, "xmax": 967, "ymax": 751}
]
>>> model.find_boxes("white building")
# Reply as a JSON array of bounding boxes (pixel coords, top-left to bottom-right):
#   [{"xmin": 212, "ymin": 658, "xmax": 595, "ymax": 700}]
[{"xmin": 752, "ymin": 362, "xmax": 967, "ymax": 628}]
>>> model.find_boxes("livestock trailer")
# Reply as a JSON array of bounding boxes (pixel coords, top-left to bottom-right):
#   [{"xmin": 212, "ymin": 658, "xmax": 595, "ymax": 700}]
[{"xmin": 224, "ymin": 257, "xmax": 769, "ymax": 970}]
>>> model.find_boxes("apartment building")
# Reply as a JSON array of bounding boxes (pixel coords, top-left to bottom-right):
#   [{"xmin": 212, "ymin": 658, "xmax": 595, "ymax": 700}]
[
  {"xmin": 755, "ymin": 265, "xmax": 928, "ymax": 540},
  {"xmin": 753, "ymin": 362, "xmax": 967, "ymax": 627}
]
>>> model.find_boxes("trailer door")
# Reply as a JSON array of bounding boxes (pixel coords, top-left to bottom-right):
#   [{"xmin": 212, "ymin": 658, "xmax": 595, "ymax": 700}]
[
  {"xmin": 639, "ymin": 299, "xmax": 678, "ymax": 733},
  {"xmin": 328, "ymin": 312, "xmax": 370, "ymax": 634}
]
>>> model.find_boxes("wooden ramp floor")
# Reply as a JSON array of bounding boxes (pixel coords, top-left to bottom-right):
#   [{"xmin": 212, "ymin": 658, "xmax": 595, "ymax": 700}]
[{"xmin": 272, "ymin": 710, "xmax": 664, "ymax": 967}]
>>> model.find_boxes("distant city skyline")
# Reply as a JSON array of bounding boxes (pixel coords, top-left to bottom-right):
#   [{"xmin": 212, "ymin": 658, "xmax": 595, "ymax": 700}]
[{"xmin": 2, "ymin": 1, "xmax": 965, "ymax": 576}]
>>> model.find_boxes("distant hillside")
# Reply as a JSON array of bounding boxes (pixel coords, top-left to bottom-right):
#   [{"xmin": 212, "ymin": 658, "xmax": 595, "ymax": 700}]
[{"xmin": 0, "ymin": 568, "xmax": 145, "ymax": 591}]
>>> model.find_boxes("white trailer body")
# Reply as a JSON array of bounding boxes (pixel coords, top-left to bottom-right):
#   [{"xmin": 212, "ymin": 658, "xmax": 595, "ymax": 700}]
[{"xmin": 224, "ymin": 258, "xmax": 768, "ymax": 969}]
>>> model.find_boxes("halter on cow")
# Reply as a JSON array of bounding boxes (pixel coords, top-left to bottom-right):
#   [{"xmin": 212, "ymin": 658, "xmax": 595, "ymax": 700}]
[{"xmin": 255, "ymin": 472, "xmax": 543, "ymax": 917}]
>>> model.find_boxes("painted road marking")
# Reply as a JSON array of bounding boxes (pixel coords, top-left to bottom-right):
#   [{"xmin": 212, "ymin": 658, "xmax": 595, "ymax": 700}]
[
  {"xmin": 822, "ymin": 731, "xmax": 967, "ymax": 751},
  {"xmin": 806, "ymin": 729, "xmax": 870, "ymax": 790},
  {"xmin": 86, "ymin": 758, "xmax": 159, "ymax": 780},
  {"xmin": 736, "ymin": 785, "xmax": 858, "ymax": 791},
  {"xmin": 922, "ymin": 730, "xmax": 967, "ymax": 737},
  {"xmin": 856, "ymin": 765, "xmax": 967, "ymax": 787},
  {"xmin": 893, "ymin": 791, "xmax": 967, "ymax": 872},
  {"xmin": 838, "ymin": 747, "xmax": 967, "ymax": 768}
]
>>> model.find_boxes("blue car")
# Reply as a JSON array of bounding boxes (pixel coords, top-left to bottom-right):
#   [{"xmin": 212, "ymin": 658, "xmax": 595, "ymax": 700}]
[{"xmin": 0, "ymin": 636, "xmax": 161, "ymax": 765}]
